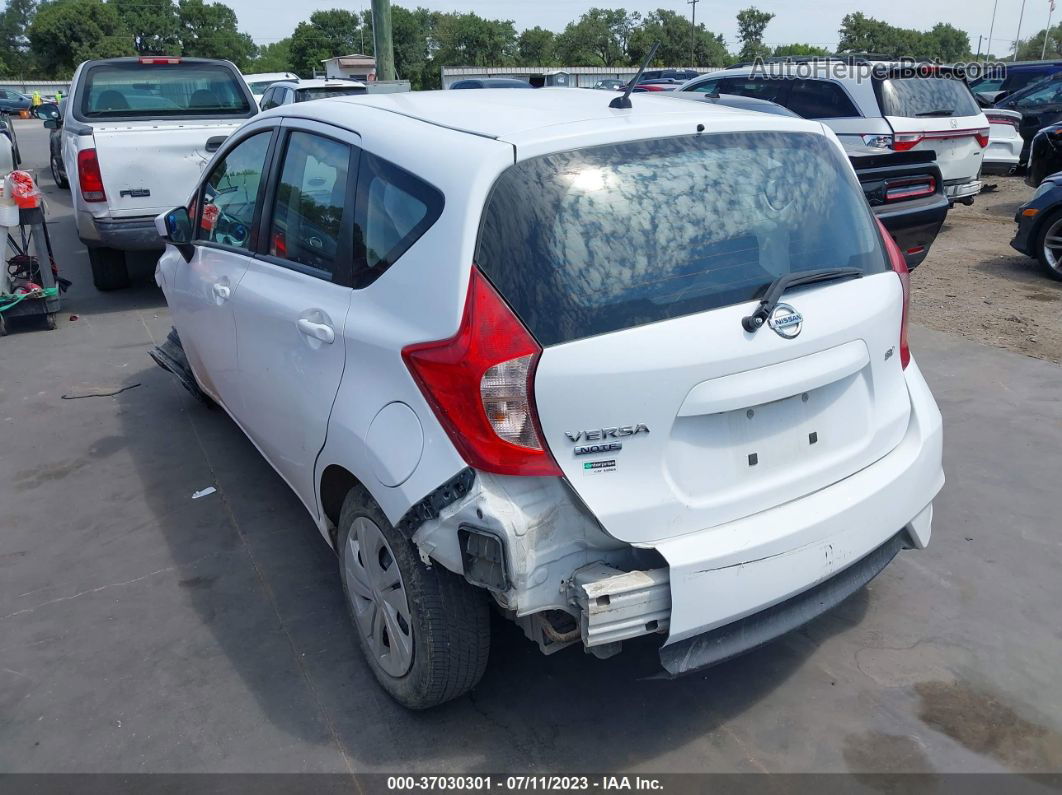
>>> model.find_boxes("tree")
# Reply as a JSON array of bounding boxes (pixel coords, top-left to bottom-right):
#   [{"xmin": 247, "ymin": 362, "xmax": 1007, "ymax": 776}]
[
  {"xmin": 555, "ymin": 8, "xmax": 641, "ymax": 67},
  {"xmin": 392, "ymin": 6, "xmax": 436, "ymax": 88},
  {"xmin": 772, "ymin": 43, "xmax": 830, "ymax": 57},
  {"xmin": 289, "ymin": 9, "xmax": 366, "ymax": 76},
  {"xmin": 28, "ymin": 0, "xmax": 133, "ymax": 77},
  {"xmin": 518, "ymin": 26, "xmax": 556, "ymax": 66},
  {"xmin": 177, "ymin": 0, "xmax": 255, "ymax": 67},
  {"xmin": 431, "ymin": 11, "xmax": 517, "ymax": 67},
  {"xmin": 628, "ymin": 9, "xmax": 727, "ymax": 67},
  {"xmin": 0, "ymin": 0, "xmax": 37, "ymax": 75},
  {"xmin": 837, "ymin": 13, "xmax": 970, "ymax": 61},
  {"xmin": 112, "ymin": 0, "xmax": 180, "ymax": 55},
  {"xmin": 1016, "ymin": 24, "xmax": 1062, "ymax": 60},
  {"xmin": 249, "ymin": 38, "xmax": 293, "ymax": 73},
  {"xmin": 736, "ymin": 6, "xmax": 774, "ymax": 61}
]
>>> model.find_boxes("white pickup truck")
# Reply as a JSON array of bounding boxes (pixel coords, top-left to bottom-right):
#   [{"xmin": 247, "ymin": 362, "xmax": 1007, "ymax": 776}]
[{"xmin": 47, "ymin": 56, "xmax": 259, "ymax": 290}]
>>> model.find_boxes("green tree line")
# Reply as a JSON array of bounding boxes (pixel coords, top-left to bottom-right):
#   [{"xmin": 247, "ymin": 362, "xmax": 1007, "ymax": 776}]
[{"xmin": 0, "ymin": 1, "xmax": 981, "ymax": 88}]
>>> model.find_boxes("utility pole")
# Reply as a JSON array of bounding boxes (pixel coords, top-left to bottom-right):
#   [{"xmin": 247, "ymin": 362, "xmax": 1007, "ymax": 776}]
[
  {"xmin": 1044, "ymin": 0, "xmax": 1056, "ymax": 60},
  {"xmin": 976, "ymin": 35, "xmax": 983, "ymax": 60},
  {"xmin": 688, "ymin": 0, "xmax": 699, "ymax": 66},
  {"xmin": 1014, "ymin": 0, "xmax": 1028, "ymax": 61},
  {"xmin": 371, "ymin": 0, "xmax": 395, "ymax": 81},
  {"xmin": 987, "ymin": 0, "xmax": 999, "ymax": 60}
]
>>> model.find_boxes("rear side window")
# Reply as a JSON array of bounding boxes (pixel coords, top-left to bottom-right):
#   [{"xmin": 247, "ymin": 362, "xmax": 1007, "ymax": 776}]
[
  {"xmin": 476, "ymin": 132, "xmax": 887, "ymax": 346},
  {"xmin": 79, "ymin": 62, "xmax": 252, "ymax": 119},
  {"xmin": 786, "ymin": 79, "xmax": 859, "ymax": 119},
  {"xmin": 353, "ymin": 153, "xmax": 443, "ymax": 285},
  {"xmin": 268, "ymin": 131, "xmax": 352, "ymax": 280},
  {"xmin": 875, "ymin": 76, "xmax": 980, "ymax": 118},
  {"xmin": 719, "ymin": 76, "xmax": 787, "ymax": 104}
]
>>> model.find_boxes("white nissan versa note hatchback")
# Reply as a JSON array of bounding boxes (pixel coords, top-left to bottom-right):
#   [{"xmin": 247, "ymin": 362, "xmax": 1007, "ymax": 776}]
[{"xmin": 152, "ymin": 89, "xmax": 944, "ymax": 709}]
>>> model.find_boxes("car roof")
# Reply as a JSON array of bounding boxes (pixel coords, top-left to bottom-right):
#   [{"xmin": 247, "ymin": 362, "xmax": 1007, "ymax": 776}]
[
  {"xmin": 243, "ymin": 72, "xmax": 297, "ymax": 81},
  {"xmin": 308, "ymin": 87, "xmax": 820, "ymax": 149},
  {"xmin": 274, "ymin": 79, "xmax": 366, "ymax": 90}
]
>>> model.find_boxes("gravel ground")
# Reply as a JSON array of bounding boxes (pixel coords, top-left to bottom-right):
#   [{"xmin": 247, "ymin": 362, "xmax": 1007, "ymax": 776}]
[{"xmin": 911, "ymin": 175, "xmax": 1062, "ymax": 364}]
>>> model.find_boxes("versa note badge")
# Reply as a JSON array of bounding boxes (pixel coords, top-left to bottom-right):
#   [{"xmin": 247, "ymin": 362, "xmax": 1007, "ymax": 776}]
[
  {"xmin": 767, "ymin": 303, "xmax": 803, "ymax": 339},
  {"xmin": 567, "ymin": 424, "xmax": 649, "ymax": 456}
]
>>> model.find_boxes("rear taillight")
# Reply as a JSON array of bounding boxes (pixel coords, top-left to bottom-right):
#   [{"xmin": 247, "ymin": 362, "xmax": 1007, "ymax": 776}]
[
  {"xmin": 402, "ymin": 269, "xmax": 562, "ymax": 477},
  {"xmin": 139, "ymin": 56, "xmax": 181, "ymax": 64},
  {"xmin": 975, "ymin": 128, "xmax": 990, "ymax": 148},
  {"xmin": 885, "ymin": 176, "xmax": 936, "ymax": 201},
  {"xmin": 876, "ymin": 219, "xmax": 911, "ymax": 369},
  {"xmin": 892, "ymin": 133, "xmax": 924, "ymax": 152},
  {"xmin": 986, "ymin": 112, "xmax": 1019, "ymax": 130},
  {"xmin": 77, "ymin": 149, "xmax": 105, "ymax": 202}
]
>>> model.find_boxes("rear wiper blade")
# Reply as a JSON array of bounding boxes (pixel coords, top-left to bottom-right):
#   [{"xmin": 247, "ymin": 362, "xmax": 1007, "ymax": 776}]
[
  {"xmin": 742, "ymin": 268, "xmax": 864, "ymax": 333},
  {"xmin": 914, "ymin": 109, "xmax": 955, "ymax": 117}
]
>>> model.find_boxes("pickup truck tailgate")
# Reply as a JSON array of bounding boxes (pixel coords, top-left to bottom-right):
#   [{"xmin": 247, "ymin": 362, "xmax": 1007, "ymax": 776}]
[{"xmin": 92, "ymin": 121, "xmax": 238, "ymax": 217}]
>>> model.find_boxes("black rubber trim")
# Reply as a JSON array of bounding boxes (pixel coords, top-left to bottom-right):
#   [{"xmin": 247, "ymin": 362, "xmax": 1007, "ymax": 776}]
[
  {"xmin": 397, "ymin": 468, "xmax": 476, "ymax": 537},
  {"xmin": 659, "ymin": 531, "xmax": 905, "ymax": 677}
]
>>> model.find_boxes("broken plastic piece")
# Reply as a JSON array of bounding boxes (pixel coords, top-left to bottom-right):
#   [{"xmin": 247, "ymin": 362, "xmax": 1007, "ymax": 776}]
[{"xmin": 192, "ymin": 487, "xmax": 216, "ymax": 499}]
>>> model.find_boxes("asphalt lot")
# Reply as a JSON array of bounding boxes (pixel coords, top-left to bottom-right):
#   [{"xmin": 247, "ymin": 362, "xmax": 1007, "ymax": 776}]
[{"xmin": 1, "ymin": 119, "xmax": 1061, "ymax": 774}]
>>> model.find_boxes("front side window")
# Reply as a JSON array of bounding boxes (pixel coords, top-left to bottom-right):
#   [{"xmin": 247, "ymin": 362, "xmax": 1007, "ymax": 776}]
[
  {"xmin": 196, "ymin": 132, "xmax": 272, "ymax": 250},
  {"xmin": 476, "ymin": 132, "xmax": 886, "ymax": 346},
  {"xmin": 353, "ymin": 153, "xmax": 443, "ymax": 284},
  {"xmin": 268, "ymin": 131, "xmax": 352, "ymax": 279},
  {"xmin": 79, "ymin": 62, "xmax": 252, "ymax": 119},
  {"xmin": 686, "ymin": 78, "xmax": 721, "ymax": 94}
]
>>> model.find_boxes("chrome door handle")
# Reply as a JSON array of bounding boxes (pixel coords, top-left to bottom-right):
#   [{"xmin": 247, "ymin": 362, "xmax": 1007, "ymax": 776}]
[
  {"xmin": 212, "ymin": 283, "xmax": 231, "ymax": 301},
  {"xmin": 297, "ymin": 317, "xmax": 335, "ymax": 344}
]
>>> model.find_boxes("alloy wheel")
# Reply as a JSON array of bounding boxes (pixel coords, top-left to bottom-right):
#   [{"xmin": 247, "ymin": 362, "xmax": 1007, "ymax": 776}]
[
  {"xmin": 1042, "ymin": 218, "xmax": 1062, "ymax": 275},
  {"xmin": 342, "ymin": 516, "xmax": 414, "ymax": 677}
]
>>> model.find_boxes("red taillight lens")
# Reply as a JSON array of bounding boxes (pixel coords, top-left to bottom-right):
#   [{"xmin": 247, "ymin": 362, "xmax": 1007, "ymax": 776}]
[
  {"xmin": 876, "ymin": 219, "xmax": 911, "ymax": 369},
  {"xmin": 975, "ymin": 127, "xmax": 990, "ymax": 148},
  {"xmin": 139, "ymin": 56, "xmax": 181, "ymax": 64},
  {"xmin": 891, "ymin": 133, "xmax": 924, "ymax": 152},
  {"xmin": 885, "ymin": 176, "xmax": 936, "ymax": 201},
  {"xmin": 402, "ymin": 269, "xmax": 562, "ymax": 477},
  {"xmin": 77, "ymin": 149, "xmax": 105, "ymax": 202}
]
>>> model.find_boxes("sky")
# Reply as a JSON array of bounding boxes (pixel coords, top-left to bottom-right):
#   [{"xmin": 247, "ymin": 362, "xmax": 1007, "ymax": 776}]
[{"xmin": 231, "ymin": 0, "xmax": 1043, "ymax": 57}]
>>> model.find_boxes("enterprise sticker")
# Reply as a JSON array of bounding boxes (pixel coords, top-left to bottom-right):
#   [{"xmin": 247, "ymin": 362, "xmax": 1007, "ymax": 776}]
[{"xmin": 583, "ymin": 459, "xmax": 616, "ymax": 474}]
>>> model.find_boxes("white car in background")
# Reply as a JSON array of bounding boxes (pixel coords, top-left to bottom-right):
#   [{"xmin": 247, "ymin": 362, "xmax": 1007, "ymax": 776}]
[
  {"xmin": 151, "ymin": 88, "xmax": 944, "ymax": 709},
  {"xmin": 242, "ymin": 71, "xmax": 298, "ymax": 106},
  {"xmin": 257, "ymin": 78, "xmax": 367, "ymax": 110},
  {"xmin": 982, "ymin": 107, "xmax": 1023, "ymax": 174},
  {"xmin": 680, "ymin": 60, "xmax": 990, "ymax": 205}
]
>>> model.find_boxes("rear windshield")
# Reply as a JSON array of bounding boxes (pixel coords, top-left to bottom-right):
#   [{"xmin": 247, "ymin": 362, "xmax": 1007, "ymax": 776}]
[
  {"xmin": 295, "ymin": 87, "xmax": 366, "ymax": 102},
  {"xmin": 876, "ymin": 76, "xmax": 980, "ymax": 118},
  {"xmin": 248, "ymin": 80, "xmax": 282, "ymax": 93},
  {"xmin": 80, "ymin": 62, "xmax": 252, "ymax": 119},
  {"xmin": 476, "ymin": 131, "xmax": 887, "ymax": 346}
]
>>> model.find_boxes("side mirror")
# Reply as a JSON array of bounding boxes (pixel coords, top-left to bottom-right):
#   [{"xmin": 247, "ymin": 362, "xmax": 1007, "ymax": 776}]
[
  {"xmin": 36, "ymin": 102, "xmax": 60, "ymax": 121},
  {"xmin": 155, "ymin": 206, "xmax": 194, "ymax": 261}
]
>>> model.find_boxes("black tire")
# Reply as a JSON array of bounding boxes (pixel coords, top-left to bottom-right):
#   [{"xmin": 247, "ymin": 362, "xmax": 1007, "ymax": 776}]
[
  {"xmin": 51, "ymin": 153, "xmax": 68, "ymax": 188},
  {"xmin": 337, "ymin": 485, "xmax": 490, "ymax": 709},
  {"xmin": 88, "ymin": 247, "xmax": 130, "ymax": 291},
  {"xmin": 1034, "ymin": 208, "xmax": 1062, "ymax": 282}
]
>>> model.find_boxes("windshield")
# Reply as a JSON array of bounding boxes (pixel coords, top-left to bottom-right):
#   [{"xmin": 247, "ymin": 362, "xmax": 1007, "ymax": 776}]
[
  {"xmin": 876, "ymin": 75, "xmax": 981, "ymax": 118},
  {"xmin": 476, "ymin": 131, "xmax": 887, "ymax": 346},
  {"xmin": 80, "ymin": 62, "xmax": 252, "ymax": 119},
  {"xmin": 295, "ymin": 86, "xmax": 365, "ymax": 102}
]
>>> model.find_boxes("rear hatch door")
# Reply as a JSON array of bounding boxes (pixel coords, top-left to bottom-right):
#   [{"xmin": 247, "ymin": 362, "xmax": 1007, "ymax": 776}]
[
  {"xmin": 476, "ymin": 129, "xmax": 911, "ymax": 545},
  {"xmin": 877, "ymin": 73, "xmax": 988, "ymax": 186}
]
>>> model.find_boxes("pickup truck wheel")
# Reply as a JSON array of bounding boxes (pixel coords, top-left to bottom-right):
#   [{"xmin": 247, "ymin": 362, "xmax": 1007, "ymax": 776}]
[
  {"xmin": 50, "ymin": 153, "xmax": 68, "ymax": 188},
  {"xmin": 337, "ymin": 485, "xmax": 490, "ymax": 709},
  {"xmin": 88, "ymin": 247, "xmax": 130, "ymax": 291},
  {"xmin": 1035, "ymin": 210, "xmax": 1062, "ymax": 281}
]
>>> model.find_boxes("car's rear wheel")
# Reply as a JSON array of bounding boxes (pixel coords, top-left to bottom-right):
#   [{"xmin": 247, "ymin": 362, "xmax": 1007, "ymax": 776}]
[
  {"xmin": 337, "ymin": 485, "xmax": 490, "ymax": 709},
  {"xmin": 1035, "ymin": 210, "xmax": 1062, "ymax": 281},
  {"xmin": 50, "ymin": 153, "xmax": 67, "ymax": 188},
  {"xmin": 88, "ymin": 247, "xmax": 130, "ymax": 291}
]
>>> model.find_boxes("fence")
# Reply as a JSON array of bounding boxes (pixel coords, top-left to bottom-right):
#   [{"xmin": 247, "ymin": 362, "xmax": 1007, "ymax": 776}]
[{"xmin": 0, "ymin": 80, "xmax": 71, "ymax": 98}]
